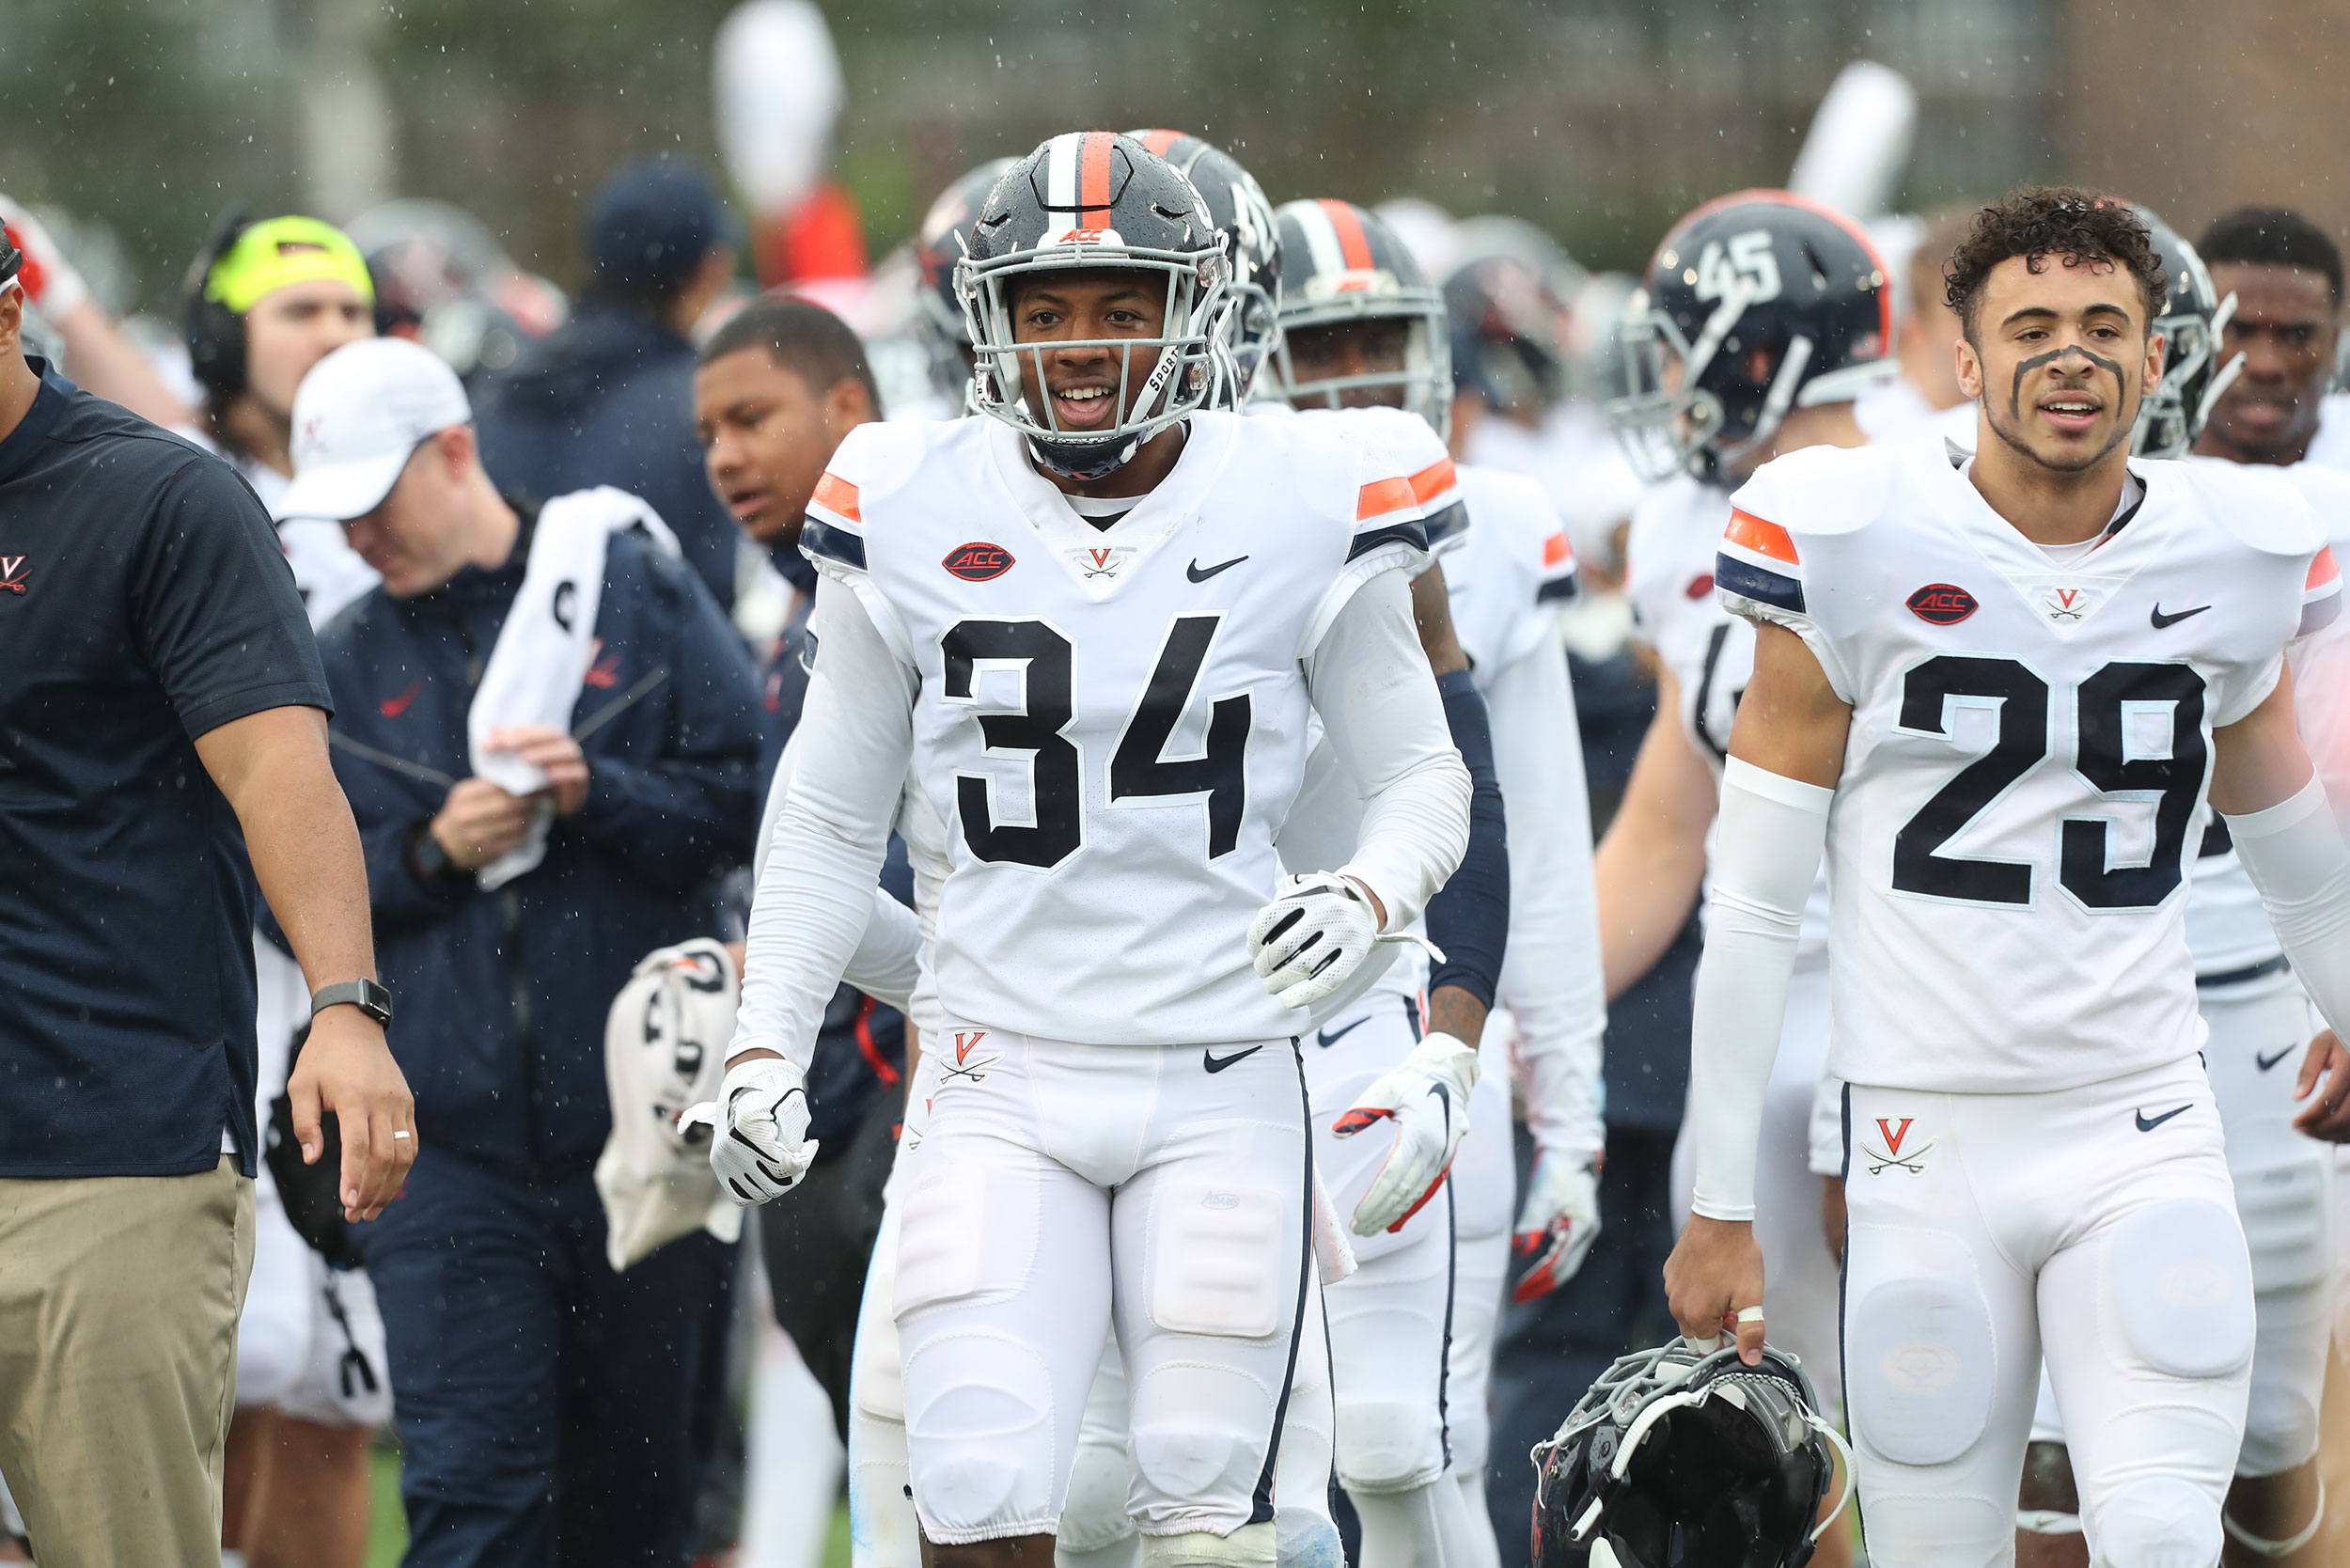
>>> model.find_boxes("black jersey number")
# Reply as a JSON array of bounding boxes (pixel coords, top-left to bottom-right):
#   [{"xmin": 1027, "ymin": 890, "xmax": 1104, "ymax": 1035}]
[
  {"xmin": 1110, "ymin": 614, "xmax": 1252, "ymax": 858},
  {"xmin": 942, "ymin": 614, "xmax": 1251, "ymax": 870},
  {"xmin": 1891, "ymin": 654, "xmax": 2205, "ymax": 909}
]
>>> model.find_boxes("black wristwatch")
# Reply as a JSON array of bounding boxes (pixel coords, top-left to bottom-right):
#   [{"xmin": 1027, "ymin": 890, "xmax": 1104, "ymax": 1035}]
[{"xmin": 312, "ymin": 979, "xmax": 394, "ymax": 1027}]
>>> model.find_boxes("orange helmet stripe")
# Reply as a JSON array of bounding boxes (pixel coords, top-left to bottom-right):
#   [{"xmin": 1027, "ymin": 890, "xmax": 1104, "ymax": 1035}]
[
  {"xmin": 1318, "ymin": 198, "xmax": 1376, "ymax": 272},
  {"xmin": 1079, "ymin": 133, "xmax": 1116, "ymax": 227}
]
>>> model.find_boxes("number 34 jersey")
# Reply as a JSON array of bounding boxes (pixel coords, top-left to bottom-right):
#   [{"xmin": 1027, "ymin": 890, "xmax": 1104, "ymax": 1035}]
[
  {"xmin": 803, "ymin": 410, "xmax": 1433, "ymax": 1047},
  {"xmin": 1724, "ymin": 437, "xmax": 2341, "ymax": 1095}
]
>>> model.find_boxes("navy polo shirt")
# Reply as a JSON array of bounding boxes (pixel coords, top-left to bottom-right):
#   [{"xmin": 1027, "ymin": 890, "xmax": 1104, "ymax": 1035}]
[{"xmin": 0, "ymin": 359, "xmax": 331, "ymax": 1178}]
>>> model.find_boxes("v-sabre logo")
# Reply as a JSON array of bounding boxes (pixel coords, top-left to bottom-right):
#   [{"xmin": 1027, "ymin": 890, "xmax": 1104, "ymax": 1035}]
[
  {"xmin": 0, "ymin": 554, "xmax": 27, "ymax": 595},
  {"xmin": 1859, "ymin": 1115, "xmax": 1934, "ymax": 1176},
  {"xmin": 940, "ymin": 1029, "xmax": 1002, "ymax": 1087}
]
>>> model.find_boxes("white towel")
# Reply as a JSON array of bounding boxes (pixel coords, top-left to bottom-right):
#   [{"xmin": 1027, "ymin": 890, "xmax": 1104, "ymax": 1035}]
[{"xmin": 469, "ymin": 486, "xmax": 680, "ymax": 888}]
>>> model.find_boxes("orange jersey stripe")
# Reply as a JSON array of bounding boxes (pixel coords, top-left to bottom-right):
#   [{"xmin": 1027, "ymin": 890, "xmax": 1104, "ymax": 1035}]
[
  {"xmin": 1320, "ymin": 198, "xmax": 1375, "ymax": 271},
  {"xmin": 2310, "ymin": 546, "xmax": 2340, "ymax": 589},
  {"xmin": 1725, "ymin": 508, "xmax": 1799, "ymax": 564},
  {"xmin": 812, "ymin": 471, "xmax": 861, "ymax": 523},
  {"xmin": 1079, "ymin": 132, "xmax": 1115, "ymax": 227},
  {"xmin": 1356, "ymin": 475, "xmax": 1417, "ymax": 521},
  {"xmin": 1408, "ymin": 457, "xmax": 1457, "ymax": 505},
  {"xmin": 1543, "ymin": 531, "xmax": 1574, "ymax": 570}
]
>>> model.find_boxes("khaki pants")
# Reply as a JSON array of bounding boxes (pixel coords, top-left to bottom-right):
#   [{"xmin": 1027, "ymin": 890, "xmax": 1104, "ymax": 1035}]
[{"xmin": 0, "ymin": 1156, "xmax": 255, "ymax": 1567}]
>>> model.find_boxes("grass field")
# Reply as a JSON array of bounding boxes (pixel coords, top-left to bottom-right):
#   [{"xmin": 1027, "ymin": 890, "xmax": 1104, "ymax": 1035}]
[{"xmin": 365, "ymin": 1452, "xmax": 854, "ymax": 1567}]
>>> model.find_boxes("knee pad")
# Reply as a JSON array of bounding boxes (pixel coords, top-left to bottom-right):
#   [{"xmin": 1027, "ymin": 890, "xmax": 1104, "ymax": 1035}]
[
  {"xmin": 1129, "ymin": 1362, "xmax": 1276, "ymax": 1506},
  {"xmin": 1844, "ymin": 1229, "xmax": 1995, "ymax": 1466},
  {"xmin": 2089, "ymin": 1479, "xmax": 2222, "ymax": 1568},
  {"xmin": 1060, "ymin": 1433, "xmax": 1141, "ymax": 1554},
  {"xmin": 901, "ymin": 1330, "xmax": 1057, "ymax": 1537},
  {"xmin": 1274, "ymin": 1510, "xmax": 1344, "ymax": 1568},
  {"xmin": 1331, "ymin": 1397, "xmax": 1443, "ymax": 1494},
  {"xmin": 2107, "ymin": 1200, "xmax": 2255, "ymax": 1379},
  {"xmin": 2240, "ymin": 1358, "xmax": 2323, "ymax": 1477},
  {"xmin": 1138, "ymin": 1521, "xmax": 1277, "ymax": 1567}
]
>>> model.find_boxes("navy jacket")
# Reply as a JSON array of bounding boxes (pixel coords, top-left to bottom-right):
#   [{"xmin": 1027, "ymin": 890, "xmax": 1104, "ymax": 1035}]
[
  {"xmin": 474, "ymin": 297, "xmax": 745, "ymax": 613},
  {"xmin": 316, "ymin": 509, "xmax": 762, "ymax": 1183}
]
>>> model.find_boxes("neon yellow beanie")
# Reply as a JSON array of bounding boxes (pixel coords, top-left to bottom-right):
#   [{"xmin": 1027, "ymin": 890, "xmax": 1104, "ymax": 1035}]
[{"xmin": 206, "ymin": 215, "xmax": 374, "ymax": 315}]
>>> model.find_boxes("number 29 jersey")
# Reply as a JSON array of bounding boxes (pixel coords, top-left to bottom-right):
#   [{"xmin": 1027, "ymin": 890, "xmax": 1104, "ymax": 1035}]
[
  {"xmin": 1724, "ymin": 437, "xmax": 2341, "ymax": 1094},
  {"xmin": 803, "ymin": 410, "xmax": 1433, "ymax": 1047}
]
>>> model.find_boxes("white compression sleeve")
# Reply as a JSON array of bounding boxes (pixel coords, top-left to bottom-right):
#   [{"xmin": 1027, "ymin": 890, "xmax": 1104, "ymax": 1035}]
[
  {"xmin": 2228, "ymin": 775, "xmax": 2350, "ymax": 1036},
  {"xmin": 1484, "ymin": 623, "xmax": 1606, "ymax": 1161},
  {"xmin": 1305, "ymin": 568, "xmax": 1473, "ymax": 932},
  {"xmin": 1687, "ymin": 757, "xmax": 1834, "ymax": 1222},
  {"xmin": 729, "ymin": 588, "xmax": 916, "ymax": 1072},
  {"xmin": 749, "ymin": 625, "xmax": 923, "ymax": 1017}
]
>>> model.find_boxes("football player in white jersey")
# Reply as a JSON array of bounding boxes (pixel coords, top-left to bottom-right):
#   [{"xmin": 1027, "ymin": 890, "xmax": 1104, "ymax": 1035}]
[
  {"xmin": 1597, "ymin": 187, "xmax": 1900, "ymax": 1568},
  {"xmin": 828, "ymin": 143, "xmax": 1478, "ymax": 1568},
  {"xmin": 1664, "ymin": 188, "xmax": 2350, "ymax": 1568},
  {"xmin": 1267, "ymin": 195, "xmax": 1608, "ymax": 1568},
  {"xmin": 2013, "ymin": 208, "xmax": 2338, "ymax": 1568},
  {"xmin": 713, "ymin": 133, "xmax": 1471, "ymax": 1567}
]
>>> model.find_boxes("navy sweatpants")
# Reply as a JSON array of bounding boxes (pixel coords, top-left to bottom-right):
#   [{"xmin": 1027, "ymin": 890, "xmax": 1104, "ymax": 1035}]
[{"xmin": 363, "ymin": 1149, "xmax": 736, "ymax": 1567}]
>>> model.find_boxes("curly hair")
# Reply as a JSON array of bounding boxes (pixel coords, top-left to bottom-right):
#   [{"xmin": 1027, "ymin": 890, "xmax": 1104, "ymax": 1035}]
[{"xmin": 1942, "ymin": 186, "xmax": 2167, "ymax": 340}]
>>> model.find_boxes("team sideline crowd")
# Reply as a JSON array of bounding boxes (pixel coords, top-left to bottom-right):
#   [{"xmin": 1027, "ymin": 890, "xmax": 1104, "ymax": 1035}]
[{"xmin": 3, "ymin": 112, "xmax": 2350, "ymax": 1568}]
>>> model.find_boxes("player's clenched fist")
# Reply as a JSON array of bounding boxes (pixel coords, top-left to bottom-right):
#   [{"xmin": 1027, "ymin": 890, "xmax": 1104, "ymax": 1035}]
[
  {"xmin": 1664, "ymin": 1215, "xmax": 1768, "ymax": 1366},
  {"xmin": 1248, "ymin": 870, "xmax": 1385, "ymax": 1009},
  {"xmin": 1332, "ymin": 1031, "xmax": 1479, "ymax": 1235},
  {"xmin": 704, "ymin": 1057, "xmax": 819, "ymax": 1206}
]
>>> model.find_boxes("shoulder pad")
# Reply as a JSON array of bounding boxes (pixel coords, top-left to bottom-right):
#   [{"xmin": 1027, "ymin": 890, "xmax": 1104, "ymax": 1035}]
[
  {"xmin": 1731, "ymin": 439, "xmax": 1913, "ymax": 541},
  {"xmin": 2159, "ymin": 458, "xmax": 2328, "ymax": 558}
]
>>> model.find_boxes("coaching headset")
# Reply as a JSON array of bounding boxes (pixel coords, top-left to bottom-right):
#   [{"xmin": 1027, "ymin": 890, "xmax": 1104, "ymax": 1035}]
[{"xmin": 182, "ymin": 209, "xmax": 374, "ymax": 404}]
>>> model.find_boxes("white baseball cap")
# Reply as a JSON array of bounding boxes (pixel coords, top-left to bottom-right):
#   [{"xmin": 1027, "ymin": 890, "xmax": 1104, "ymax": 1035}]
[{"xmin": 280, "ymin": 337, "xmax": 473, "ymax": 522}]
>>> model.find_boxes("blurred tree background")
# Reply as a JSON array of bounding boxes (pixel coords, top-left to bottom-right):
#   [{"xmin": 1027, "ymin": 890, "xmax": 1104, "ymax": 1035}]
[{"xmin": 4, "ymin": 0, "xmax": 2069, "ymax": 314}]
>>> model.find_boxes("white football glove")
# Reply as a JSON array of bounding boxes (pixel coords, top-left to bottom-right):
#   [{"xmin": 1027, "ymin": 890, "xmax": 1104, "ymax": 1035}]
[
  {"xmin": 0, "ymin": 197, "xmax": 88, "ymax": 319},
  {"xmin": 1330, "ymin": 1031, "xmax": 1479, "ymax": 1235},
  {"xmin": 1248, "ymin": 871, "xmax": 1383, "ymax": 1010},
  {"xmin": 1512, "ymin": 1148, "xmax": 1603, "ymax": 1302},
  {"xmin": 691, "ymin": 1057, "xmax": 819, "ymax": 1207}
]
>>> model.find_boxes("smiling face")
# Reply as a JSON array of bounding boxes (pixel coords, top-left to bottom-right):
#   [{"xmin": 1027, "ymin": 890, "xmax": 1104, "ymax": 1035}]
[
  {"xmin": 2198, "ymin": 261, "xmax": 2340, "ymax": 463},
  {"xmin": 1005, "ymin": 268, "xmax": 1169, "ymax": 434},
  {"xmin": 1958, "ymin": 254, "xmax": 2164, "ymax": 475}
]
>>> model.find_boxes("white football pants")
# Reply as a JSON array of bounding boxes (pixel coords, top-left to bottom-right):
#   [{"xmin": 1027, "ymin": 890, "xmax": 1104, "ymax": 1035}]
[
  {"xmin": 2030, "ymin": 967, "xmax": 2333, "ymax": 1482},
  {"xmin": 894, "ymin": 1026, "xmax": 1311, "ymax": 1546},
  {"xmin": 1843, "ymin": 1058, "xmax": 2253, "ymax": 1568}
]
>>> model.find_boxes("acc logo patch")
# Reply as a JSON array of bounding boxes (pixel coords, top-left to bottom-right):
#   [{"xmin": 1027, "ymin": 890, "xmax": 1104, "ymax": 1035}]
[
  {"xmin": 0, "ymin": 555, "xmax": 27, "ymax": 595},
  {"xmin": 944, "ymin": 541, "xmax": 1015, "ymax": 582},
  {"xmin": 1906, "ymin": 584, "xmax": 1977, "ymax": 625}
]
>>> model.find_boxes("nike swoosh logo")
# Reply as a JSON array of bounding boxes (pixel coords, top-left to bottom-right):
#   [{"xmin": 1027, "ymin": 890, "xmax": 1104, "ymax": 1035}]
[
  {"xmin": 2256, "ymin": 1046, "xmax": 2295, "ymax": 1072},
  {"xmin": 1316, "ymin": 1018, "xmax": 1369, "ymax": 1048},
  {"xmin": 2135, "ymin": 1103, "xmax": 2192, "ymax": 1132},
  {"xmin": 1203, "ymin": 1044, "xmax": 1265, "ymax": 1074},
  {"xmin": 2151, "ymin": 604, "xmax": 2212, "ymax": 629},
  {"xmin": 379, "ymin": 679, "xmax": 426, "ymax": 718},
  {"xmin": 1187, "ymin": 555, "xmax": 1248, "ymax": 583}
]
